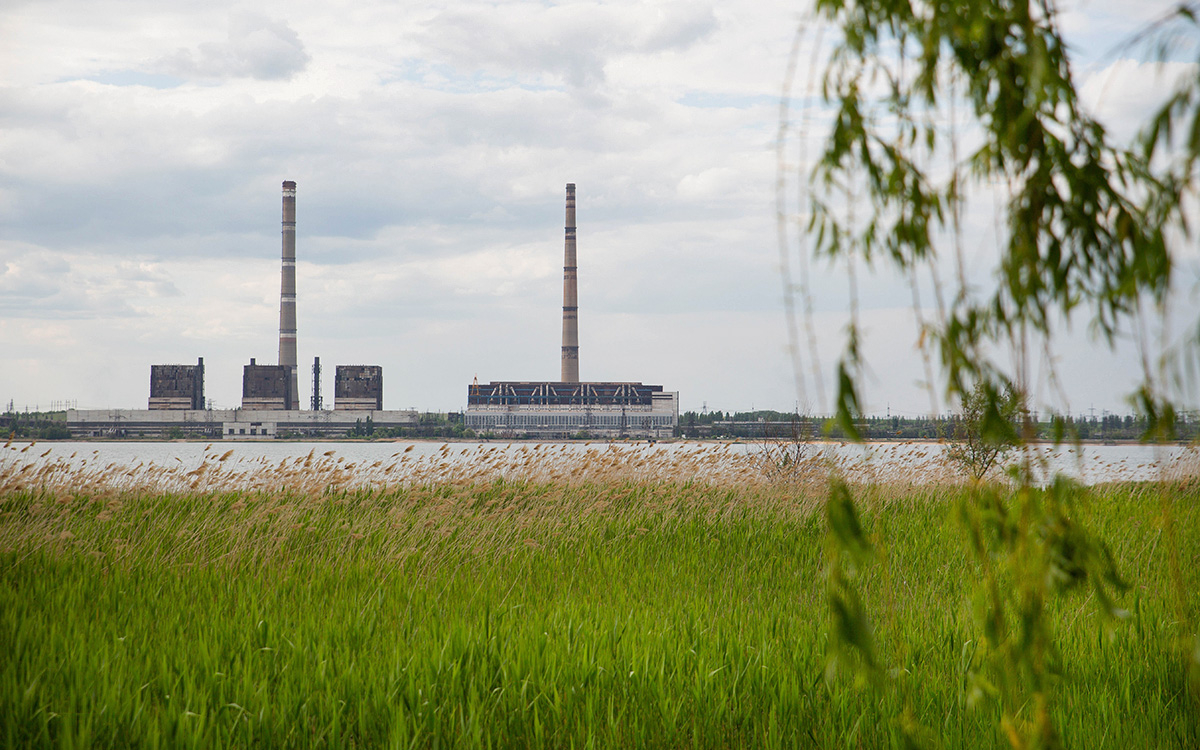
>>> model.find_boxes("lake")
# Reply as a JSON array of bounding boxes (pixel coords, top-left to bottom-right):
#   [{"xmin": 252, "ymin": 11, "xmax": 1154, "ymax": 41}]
[{"xmin": 2, "ymin": 439, "xmax": 1195, "ymax": 492}]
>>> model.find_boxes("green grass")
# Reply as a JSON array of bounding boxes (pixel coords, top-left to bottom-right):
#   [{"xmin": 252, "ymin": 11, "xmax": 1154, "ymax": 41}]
[{"xmin": 0, "ymin": 478, "xmax": 1197, "ymax": 748}]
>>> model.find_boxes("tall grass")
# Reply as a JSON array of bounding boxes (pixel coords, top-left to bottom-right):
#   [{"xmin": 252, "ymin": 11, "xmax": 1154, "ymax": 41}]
[
  {"xmin": 1, "ymin": 443, "xmax": 1197, "ymax": 747},
  {"xmin": 1, "ymin": 439, "xmax": 979, "ymax": 498}
]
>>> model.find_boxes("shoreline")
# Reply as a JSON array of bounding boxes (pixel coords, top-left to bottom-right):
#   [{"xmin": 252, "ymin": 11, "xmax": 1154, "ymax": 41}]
[{"xmin": 4, "ymin": 436, "xmax": 1193, "ymax": 447}]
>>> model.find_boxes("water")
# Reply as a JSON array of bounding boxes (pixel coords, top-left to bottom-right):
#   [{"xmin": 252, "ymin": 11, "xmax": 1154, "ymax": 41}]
[{"xmin": 3, "ymin": 439, "xmax": 1195, "ymax": 490}]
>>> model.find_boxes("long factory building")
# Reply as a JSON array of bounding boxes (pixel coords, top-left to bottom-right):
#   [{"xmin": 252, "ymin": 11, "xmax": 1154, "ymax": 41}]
[
  {"xmin": 465, "ymin": 381, "xmax": 677, "ymax": 439},
  {"xmin": 66, "ymin": 408, "xmax": 417, "ymax": 439}
]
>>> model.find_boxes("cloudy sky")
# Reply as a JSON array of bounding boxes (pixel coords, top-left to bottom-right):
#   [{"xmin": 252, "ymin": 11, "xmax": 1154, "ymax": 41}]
[{"xmin": 1, "ymin": 0, "xmax": 1196, "ymax": 416}]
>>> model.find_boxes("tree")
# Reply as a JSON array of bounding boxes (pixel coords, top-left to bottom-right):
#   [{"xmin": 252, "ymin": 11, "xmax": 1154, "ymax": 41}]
[
  {"xmin": 946, "ymin": 382, "xmax": 1019, "ymax": 479},
  {"xmin": 782, "ymin": 1, "xmax": 1200, "ymax": 743},
  {"xmin": 781, "ymin": 0, "xmax": 1198, "ymax": 435}
]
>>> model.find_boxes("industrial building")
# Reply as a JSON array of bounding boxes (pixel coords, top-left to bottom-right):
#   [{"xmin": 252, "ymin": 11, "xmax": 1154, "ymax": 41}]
[
  {"xmin": 465, "ymin": 381, "xmax": 677, "ymax": 438},
  {"xmin": 242, "ymin": 359, "xmax": 292, "ymax": 411},
  {"xmin": 335, "ymin": 366, "xmax": 383, "ymax": 410},
  {"xmin": 148, "ymin": 358, "xmax": 204, "ymax": 410},
  {"xmin": 463, "ymin": 184, "xmax": 679, "ymax": 439}
]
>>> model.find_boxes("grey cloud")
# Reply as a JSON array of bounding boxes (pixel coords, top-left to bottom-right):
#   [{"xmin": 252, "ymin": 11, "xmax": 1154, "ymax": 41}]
[
  {"xmin": 423, "ymin": 9, "xmax": 609, "ymax": 88},
  {"xmin": 0, "ymin": 254, "xmax": 63, "ymax": 301},
  {"xmin": 158, "ymin": 13, "xmax": 310, "ymax": 81},
  {"xmin": 0, "ymin": 76, "xmax": 760, "ymax": 256},
  {"xmin": 0, "ymin": 249, "xmax": 137, "ymax": 319},
  {"xmin": 421, "ymin": 2, "xmax": 717, "ymax": 89},
  {"xmin": 637, "ymin": 2, "xmax": 718, "ymax": 52}
]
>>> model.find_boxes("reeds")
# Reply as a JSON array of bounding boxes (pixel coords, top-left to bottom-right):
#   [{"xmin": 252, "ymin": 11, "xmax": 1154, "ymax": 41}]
[{"xmin": 1, "ymin": 438, "xmax": 984, "ymax": 499}]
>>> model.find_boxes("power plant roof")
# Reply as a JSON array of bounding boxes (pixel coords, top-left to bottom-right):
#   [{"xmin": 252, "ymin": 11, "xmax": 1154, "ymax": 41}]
[{"xmin": 467, "ymin": 381, "xmax": 664, "ymax": 407}]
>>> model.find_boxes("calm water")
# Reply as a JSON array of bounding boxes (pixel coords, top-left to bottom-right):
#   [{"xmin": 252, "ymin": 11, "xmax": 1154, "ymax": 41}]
[{"xmin": 3, "ymin": 439, "xmax": 1195, "ymax": 488}]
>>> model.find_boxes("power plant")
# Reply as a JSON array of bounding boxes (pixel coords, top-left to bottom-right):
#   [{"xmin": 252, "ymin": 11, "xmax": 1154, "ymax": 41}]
[
  {"xmin": 65, "ymin": 180, "xmax": 678, "ymax": 439},
  {"xmin": 464, "ymin": 184, "xmax": 678, "ymax": 439}
]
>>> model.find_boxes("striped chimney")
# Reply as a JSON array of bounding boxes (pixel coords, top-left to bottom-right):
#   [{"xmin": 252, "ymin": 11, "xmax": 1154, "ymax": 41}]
[
  {"xmin": 279, "ymin": 180, "xmax": 299, "ymax": 409},
  {"xmin": 560, "ymin": 183, "xmax": 579, "ymax": 383}
]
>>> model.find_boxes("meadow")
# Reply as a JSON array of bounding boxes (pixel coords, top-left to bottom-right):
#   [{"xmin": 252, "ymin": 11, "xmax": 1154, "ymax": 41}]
[{"xmin": 0, "ymin": 440, "xmax": 1197, "ymax": 748}]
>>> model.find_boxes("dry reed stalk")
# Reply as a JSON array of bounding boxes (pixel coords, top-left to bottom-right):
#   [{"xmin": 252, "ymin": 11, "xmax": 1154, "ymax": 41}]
[{"xmin": 3, "ymin": 441, "xmax": 1194, "ymax": 509}]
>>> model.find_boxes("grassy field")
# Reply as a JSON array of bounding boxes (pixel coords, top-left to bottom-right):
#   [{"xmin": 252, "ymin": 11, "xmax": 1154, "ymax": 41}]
[{"xmin": 1, "ymin": 444, "xmax": 1197, "ymax": 748}]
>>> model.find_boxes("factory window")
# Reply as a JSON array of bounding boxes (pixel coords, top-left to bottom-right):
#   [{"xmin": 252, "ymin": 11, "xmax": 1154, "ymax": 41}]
[
  {"xmin": 228, "ymin": 428, "xmax": 234, "ymax": 435},
  {"xmin": 250, "ymin": 428, "xmax": 257, "ymax": 435},
  {"xmin": 240, "ymin": 429, "xmax": 245, "ymax": 435}
]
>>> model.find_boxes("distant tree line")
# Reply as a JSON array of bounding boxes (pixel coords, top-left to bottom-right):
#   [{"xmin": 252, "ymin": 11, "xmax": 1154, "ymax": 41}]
[
  {"xmin": 0, "ymin": 410, "xmax": 71, "ymax": 440},
  {"xmin": 344, "ymin": 412, "xmax": 473, "ymax": 440},
  {"xmin": 5, "ymin": 405, "xmax": 1196, "ymax": 443},
  {"xmin": 676, "ymin": 409, "xmax": 1200, "ymax": 442}
]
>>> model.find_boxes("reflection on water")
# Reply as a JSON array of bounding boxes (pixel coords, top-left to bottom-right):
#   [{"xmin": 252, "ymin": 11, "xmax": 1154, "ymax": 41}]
[{"xmin": 2, "ymin": 439, "xmax": 1196, "ymax": 493}]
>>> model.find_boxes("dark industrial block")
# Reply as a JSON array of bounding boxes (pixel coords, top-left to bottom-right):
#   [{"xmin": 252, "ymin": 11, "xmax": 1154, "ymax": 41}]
[
  {"xmin": 242, "ymin": 358, "xmax": 292, "ymax": 410},
  {"xmin": 335, "ymin": 365, "xmax": 383, "ymax": 410},
  {"xmin": 149, "ymin": 357, "xmax": 205, "ymax": 410}
]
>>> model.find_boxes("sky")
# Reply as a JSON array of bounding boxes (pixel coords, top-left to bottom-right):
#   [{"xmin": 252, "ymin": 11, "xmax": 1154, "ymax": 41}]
[{"xmin": 1, "ymin": 0, "xmax": 1196, "ymax": 417}]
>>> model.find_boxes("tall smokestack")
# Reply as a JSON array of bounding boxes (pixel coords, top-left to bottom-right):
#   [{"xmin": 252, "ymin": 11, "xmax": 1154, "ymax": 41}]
[
  {"xmin": 279, "ymin": 180, "xmax": 299, "ymax": 409},
  {"xmin": 560, "ymin": 183, "xmax": 579, "ymax": 383}
]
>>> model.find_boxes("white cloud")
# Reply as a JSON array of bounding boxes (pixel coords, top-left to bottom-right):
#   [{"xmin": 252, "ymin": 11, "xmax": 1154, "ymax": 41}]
[
  {"xmin": 157, "ymin": 12, "xmax": 311, "ymax": 81},
  {"xmin": 0, "ymin": 244, "xmax": 181, "ymax": 319},
  {"xmin": 1080, "ymin": 58, "xmax": 1199, "ymax": 144},
  {"xmin": 418, "ymin": 1, "xmax": 717, "ymax": 89}
]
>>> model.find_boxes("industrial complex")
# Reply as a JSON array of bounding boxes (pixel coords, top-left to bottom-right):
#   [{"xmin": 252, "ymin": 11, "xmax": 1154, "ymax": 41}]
[
  {"xmin": 462, "ymin": 184, "xmax": 678, "ymax": 439},
  {"xmin": 66, "ymin": 181, "xmax": 677, "ymax": 439}
]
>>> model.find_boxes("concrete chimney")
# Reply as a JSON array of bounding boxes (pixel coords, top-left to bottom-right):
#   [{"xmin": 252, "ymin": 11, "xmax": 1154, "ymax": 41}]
[
  {"xmin": 560, "ymin": 183, "xmax": 579, "ymax": 383},
  {"xmin": 279, "ymin": 180, "xmax": 299, "ymax": 409}
]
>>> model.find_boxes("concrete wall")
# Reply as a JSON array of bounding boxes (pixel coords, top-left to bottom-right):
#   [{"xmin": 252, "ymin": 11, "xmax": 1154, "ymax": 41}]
[
  {"xmin": 148, "ymin": 396, "xmax": 194, "ymax": 410},
  {"xmin": 335, "ymin": 397, "xmax": 381, "ymax": 411},
  {"xmin": 464, "ymin": 391, "xmax": 678, "ymax": 439},
  {"xmin": 67, "ymin": 409, "xmax": 419, "ymax": 439}
]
